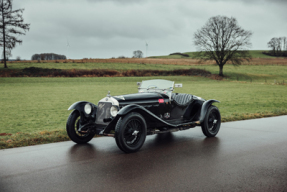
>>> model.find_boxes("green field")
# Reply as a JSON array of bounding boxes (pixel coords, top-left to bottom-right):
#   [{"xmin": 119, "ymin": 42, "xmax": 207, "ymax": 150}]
[
  {"xmin": 150, "ymin": 50, "xmax": 276, "ymax": 59},
  {"xmin": 1, "ymin": 75, "xmax": 286, "ymax": 134}
]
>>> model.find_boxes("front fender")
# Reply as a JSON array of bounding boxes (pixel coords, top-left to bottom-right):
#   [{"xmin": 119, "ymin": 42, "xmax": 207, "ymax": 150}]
[
  {"xmin": 117, "ymin": 104, "xmax": 146, "ymax": 116},
  {"xmin": 68, "ymin": 101, "xmax": 97, "ymax": 117},
  {"xmin": 103, "ymin": 104, "xmax": 177, "ymax": 134},
  {"xmin": 198, "ymin": 99, "xmax": 220, "ymax": 123}
]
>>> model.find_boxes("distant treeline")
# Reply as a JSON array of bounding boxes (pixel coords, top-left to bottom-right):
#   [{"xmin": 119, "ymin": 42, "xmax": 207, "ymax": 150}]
[
  {"xmin": 262, "ymin": 51, "xmax": 287, "ymax": 57},
  {"xmin": 263, "ymin": 37, "xmax": 287, "ymax": 57},
  {"xmin": 31, "ymin": 53, "xmax": 67, "ymax": 60}
]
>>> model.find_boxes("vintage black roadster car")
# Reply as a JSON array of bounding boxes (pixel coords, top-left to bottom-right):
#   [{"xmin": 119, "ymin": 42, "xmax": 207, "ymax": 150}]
[{"xmin": 66, "ymin": 79, "xmax": 221, "ymax": 153}]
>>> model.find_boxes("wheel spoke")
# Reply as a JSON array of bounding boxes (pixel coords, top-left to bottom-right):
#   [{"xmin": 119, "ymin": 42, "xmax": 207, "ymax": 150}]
[
  {"xmin": 74, "ymin": 118, "xmax": 90, "ymax": 137},
  {"xmin": 208, "ymin": 111, "xmax": 219, "ymax": 132},
  {"xmin": 132, "ymin": 120, "xmax": 137, "ymax": 130},
  {"xmin": 125, "ymin": 135, "xmax": 134, "ymax": 141}
]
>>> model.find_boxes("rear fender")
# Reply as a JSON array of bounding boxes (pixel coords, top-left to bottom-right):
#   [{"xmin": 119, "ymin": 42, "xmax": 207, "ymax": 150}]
[{"xmin": 198, "ymin": 100, "xmax": 220, "ymax": 123}]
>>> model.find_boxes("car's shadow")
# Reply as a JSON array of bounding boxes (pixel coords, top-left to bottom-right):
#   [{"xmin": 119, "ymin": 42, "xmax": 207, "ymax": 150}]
[
  {"xmin": 67, "ymin": 131, "xmax": 221, "ymax": 157},
  {"xmin": 151, "ymin": 132, "xmax": 175, "ymax": 145},
  {"xmin": 65, "ymin": 131, "xmax": 221, "ymax": 182},
  {"xmin": 67, "ymin": 143, "xmax": 98, "ymax": 162}
]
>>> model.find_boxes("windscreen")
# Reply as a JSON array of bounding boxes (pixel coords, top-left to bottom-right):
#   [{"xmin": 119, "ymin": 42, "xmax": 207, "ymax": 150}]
[{"xmin": 139, "ymin": 79, "xmax": 174, "ymax": 93}]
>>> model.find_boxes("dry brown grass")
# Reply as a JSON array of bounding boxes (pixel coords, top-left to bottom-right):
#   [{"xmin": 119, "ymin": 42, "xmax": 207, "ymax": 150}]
[
  {"xmin": 9, "ymin": 58, "xmax": 209, "ymax": 65},
  {"xmin": 9, "ymin": 57, "xmax": 287, "ymax": 66}
]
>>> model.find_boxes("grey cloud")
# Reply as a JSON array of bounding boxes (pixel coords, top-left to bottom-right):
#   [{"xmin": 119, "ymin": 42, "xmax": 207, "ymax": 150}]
[
  {"xmin": 86, "ymin": 0, "xmax": 147, "ymax": 4},
  {"xmin": 209, "ymin": 0, "xmax": 287, "ymax": 4},
  {"xmin": 11, "ymin": 0, "xmax": 287, "ymax": 59}
]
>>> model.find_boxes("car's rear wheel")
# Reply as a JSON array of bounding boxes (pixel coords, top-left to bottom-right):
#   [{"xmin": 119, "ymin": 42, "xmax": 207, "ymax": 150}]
[
  {"xmin": 115, "ymin": 112, "xmax": 147, "ymax": 153},
  {"xmin": 201, "ymin": 105, "xmax": 221, "ymax": 137},
  {"xmin": 66, "ymin": 110, "xmax": 95, "ymax": 144}
]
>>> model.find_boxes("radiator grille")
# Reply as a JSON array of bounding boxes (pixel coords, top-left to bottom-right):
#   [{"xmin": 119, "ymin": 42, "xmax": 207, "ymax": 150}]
[{"xmin": 96, "ymin": 102, "xmax": 112, "ymax": 124}]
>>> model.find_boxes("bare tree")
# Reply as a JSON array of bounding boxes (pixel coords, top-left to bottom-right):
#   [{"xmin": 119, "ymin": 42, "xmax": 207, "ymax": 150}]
[
  {"xmin": 267, "ymin": 38, "xmax": 277, "ymax": 55},
  {"xmin": 283, "ymin": 37, "xmax": 287, "ymax": 52},
  {"xmin": 276, "ymin": 37, "xmax": 282, "ymax": 53},
  {"xmin": 1, "ymin": 46, "xmax": 10, "ymax": 61},
  {"xmin": 0, "ymin": 0, "xmax": 30, "ymax": 68},
  {"xmin": 133, "ymin": 50, "xmax": 143, "ymax": 58},
  {"xmin": 193, "ymin": 15, "xmax": 252, "ymax": 76}
]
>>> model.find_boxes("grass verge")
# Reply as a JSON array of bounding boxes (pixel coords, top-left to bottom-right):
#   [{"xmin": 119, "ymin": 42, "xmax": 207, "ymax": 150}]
[
  {"xmin": 0, "ymin": 129, "xmax": 70, "ymax": 149},
  {"xmin": 1, "ymin": 109, "xmax": 287, "ymax": 149}
]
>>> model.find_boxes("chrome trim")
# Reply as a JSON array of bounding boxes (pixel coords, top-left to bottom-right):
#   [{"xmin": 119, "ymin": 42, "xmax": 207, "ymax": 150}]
[{"xmin": 98, "ymin": 96, "xmax": 119, "ymax": 107}]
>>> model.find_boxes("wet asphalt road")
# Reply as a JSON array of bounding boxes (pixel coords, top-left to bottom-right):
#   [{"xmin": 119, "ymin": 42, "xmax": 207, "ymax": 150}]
[{"xmin": 1, "ymin": 116, "xmax": 287, "ymax": 192}]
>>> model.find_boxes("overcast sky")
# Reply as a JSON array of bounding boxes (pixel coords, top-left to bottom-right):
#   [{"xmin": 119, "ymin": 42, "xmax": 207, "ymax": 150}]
[{"xmin": 12, "ymin": 0, "xmax": 287, "ymax": 59}]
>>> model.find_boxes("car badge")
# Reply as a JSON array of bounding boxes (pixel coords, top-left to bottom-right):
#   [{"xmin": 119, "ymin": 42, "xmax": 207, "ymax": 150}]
[{"xmin": 164, "ymin": 113, "xmax": 170, "ymax": 119}]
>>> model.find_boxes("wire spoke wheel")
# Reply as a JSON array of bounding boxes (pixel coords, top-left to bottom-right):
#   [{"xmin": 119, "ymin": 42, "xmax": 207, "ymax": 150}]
[{"xmin": 115, "ymin": 112, "xmax": 147, "ymax": 153}]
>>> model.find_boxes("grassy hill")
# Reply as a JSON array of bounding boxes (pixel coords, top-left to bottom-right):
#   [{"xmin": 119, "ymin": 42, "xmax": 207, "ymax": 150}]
[{"xmin": 150, "ymin": 50, "xmax": 275, "ymax": 59}]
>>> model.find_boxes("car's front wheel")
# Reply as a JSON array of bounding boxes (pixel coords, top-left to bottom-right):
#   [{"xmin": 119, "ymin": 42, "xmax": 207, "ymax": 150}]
[
  {"xmin": 201, "ymin": 105, "xmax": 221, "ymax": 137},
  {"xmin": 66, "ymin": 110, "xmax": 95, "ymax": 144},
  {"xmin": 115, "ymin": 112, "xmax": 147, "ymax": 153}
]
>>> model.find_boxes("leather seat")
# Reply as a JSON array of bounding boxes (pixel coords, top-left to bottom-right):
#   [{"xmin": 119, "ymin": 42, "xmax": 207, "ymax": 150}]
[{"xmin": 172, "ymin": 93, "xmax": 193, "ymax": 106}]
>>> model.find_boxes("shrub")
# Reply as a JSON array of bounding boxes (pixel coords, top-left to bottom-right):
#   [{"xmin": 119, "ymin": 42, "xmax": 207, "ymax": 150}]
[
  {"xmin": 1, "ymin": 67, "xmax": 212, "ymax": 78},
  {"xmin": 169, "ymin": 52, "xmax": 190, "ymax": 57}
]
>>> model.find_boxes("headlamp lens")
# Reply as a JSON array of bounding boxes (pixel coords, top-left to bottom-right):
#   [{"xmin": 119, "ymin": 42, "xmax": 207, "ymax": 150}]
[
  {"xmin": 84, "ymin": 103, "xmax": 92, "ymax": 115},
  {"xmin": 110, "ymin": 106, "xmax": 118, "ymax": 117}
]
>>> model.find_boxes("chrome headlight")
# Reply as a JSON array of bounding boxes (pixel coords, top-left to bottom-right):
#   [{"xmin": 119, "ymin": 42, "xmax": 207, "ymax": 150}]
[
  {"xmin": 84, "ymin": 103, "xmax": 92, "ymax": 115},
  {"xmin": 110, "ymin": 106, "xmax": 118, "ymax": 117}
]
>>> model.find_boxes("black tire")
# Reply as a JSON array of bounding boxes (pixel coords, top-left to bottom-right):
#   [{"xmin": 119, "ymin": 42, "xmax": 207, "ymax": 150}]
[
  {"xmin": 66, "ymin": 110, "xmax": 95, "ymax": 144},
  {"xmin": 201, "ymin": 105, "xmax": 221, "ymax": 137},
  {"xmin": 115, "ymin": 112, "xmax": 147, "ymax": 153}
]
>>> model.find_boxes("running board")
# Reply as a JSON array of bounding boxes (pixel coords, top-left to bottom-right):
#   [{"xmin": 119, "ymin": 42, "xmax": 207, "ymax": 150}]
[
  {"xmin": 99, "ymin": 123, "xmax": 198, "ymax": 137},
  {"xmin": 147, "ymin": 125, "xmax": 197, "ymax": 135}
]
